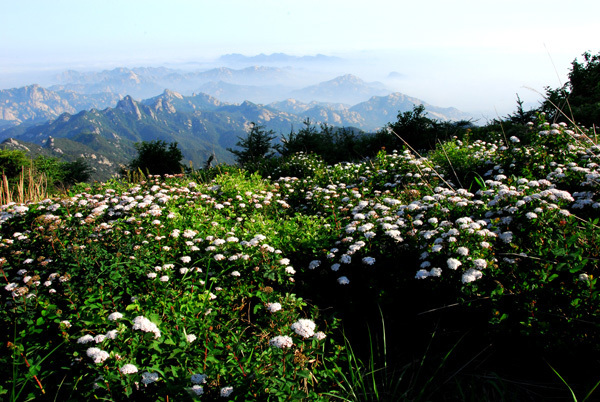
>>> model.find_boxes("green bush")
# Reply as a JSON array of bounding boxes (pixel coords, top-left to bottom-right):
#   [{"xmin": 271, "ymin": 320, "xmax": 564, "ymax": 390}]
[{"xmin": 127, "ymin": 140, "xmax": 185, "ymax": 176}]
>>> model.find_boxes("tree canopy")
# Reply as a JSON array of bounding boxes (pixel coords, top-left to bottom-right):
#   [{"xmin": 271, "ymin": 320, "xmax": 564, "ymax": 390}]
[
  {"xmin": 127, "ymin": 140, "xmax": 185, "ymax": 175},
  {"xmin": 542, "ymin": 50, "xmax": 600, "ymax": 127},
  {"xmin": 227, "ymin": 123, "xmax": 277, "ymax": 168}
]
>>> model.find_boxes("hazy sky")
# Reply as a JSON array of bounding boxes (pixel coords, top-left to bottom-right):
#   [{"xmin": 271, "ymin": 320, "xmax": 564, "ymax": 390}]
[{"xmin": 2, "ymin": 0, "xmax": 598, "ymax": 116}]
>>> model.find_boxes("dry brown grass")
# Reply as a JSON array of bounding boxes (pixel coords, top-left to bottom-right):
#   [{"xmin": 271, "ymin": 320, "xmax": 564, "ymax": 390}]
[{"xmin": 0, "ymin": 165, "xmax": 49, "ymax": 205}]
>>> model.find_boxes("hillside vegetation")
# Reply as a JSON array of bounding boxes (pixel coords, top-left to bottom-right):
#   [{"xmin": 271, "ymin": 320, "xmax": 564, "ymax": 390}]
[{"xmin": 1, "ymin": 52, "xmax": 599, "ymax": 401}]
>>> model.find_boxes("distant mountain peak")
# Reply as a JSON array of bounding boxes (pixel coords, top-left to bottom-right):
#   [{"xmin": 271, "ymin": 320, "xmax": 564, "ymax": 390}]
[
  {"xmin": 218, "ymin": 53, "xmax": 342, "ymax": 65},
  {"xmin": 239, "ymin": 100, "xmax": 261, "ymax": 110},
  {"xmin": 289, "ymin": 74, "xmax": 391, "ymax": 104},
  {"xmin": 336, "ymin": 74, "xmax": 361, "ymax": 80},
  {"xmin": 162, "ymin": 89, "xmax": 184, "ymax": 99},
  {"xmin": 327, "ymin": 74, "xmax": 365, "ymax": 85},
  {"xmin": 116, "ymin": 95, "xmax": 142, "ymax": 119}
]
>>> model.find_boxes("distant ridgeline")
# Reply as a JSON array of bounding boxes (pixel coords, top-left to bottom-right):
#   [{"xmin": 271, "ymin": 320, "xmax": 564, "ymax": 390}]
[{"xmin": 0, "ymin": 70, "xmax": 472, "ymax": 181}]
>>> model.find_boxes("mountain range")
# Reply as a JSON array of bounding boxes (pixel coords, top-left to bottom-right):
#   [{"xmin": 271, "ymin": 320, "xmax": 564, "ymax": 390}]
[
  {"xmin": 217, "ymin": 53, "xmax": 342, "ymax": 65},
  {"xmin": 0, "ymin": 85, "xmax": 121, "ymax": 130},
  {"xmin": 0, "ymin": 61, "xmax": 474, "ymax": 181},
  {"xmin": 1, "ymin": 71, "xmax": 471, "ymax": 129},
  {"xmin": 0, "ymin": 92, "xmax": 300, "ymax": 180}
]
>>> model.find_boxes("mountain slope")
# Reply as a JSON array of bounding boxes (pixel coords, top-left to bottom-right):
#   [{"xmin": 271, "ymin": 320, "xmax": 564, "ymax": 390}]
[
  {"xmin": 0, "ymin": 93, "xmax": 308, "ymax": 180},
  {"xmin": 266, "ymin": 93, "xmax": 474, "ymax": 130},
  {"xmin": 197, "ymin": 81, "xmax": 292, "ymax": 104},
  {"xmin": 50, "ymin": 66, "xmax": 298, "ymax": 99},
  {"xmin": 350, "ymin": 93, "xmax": 474, "ymax": 128},
  {"xmin": 0, "ymin": 85, "xmax": 120, "ymax": 129},
  {"xmin": 289, "ymin": 74, "xmax": 392, "ymax": 104}
]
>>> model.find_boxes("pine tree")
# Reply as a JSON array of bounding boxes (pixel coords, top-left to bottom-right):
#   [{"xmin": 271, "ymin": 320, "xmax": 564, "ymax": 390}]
[{"xmin": 227, "ymin": 123, "xmax": 276, "ymax": 167}]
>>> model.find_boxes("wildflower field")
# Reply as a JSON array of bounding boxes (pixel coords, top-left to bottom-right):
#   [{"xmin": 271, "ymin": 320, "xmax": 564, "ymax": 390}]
[{"xmin": 1, "ymin": 115, "xmax": 599, "ymax": 400}]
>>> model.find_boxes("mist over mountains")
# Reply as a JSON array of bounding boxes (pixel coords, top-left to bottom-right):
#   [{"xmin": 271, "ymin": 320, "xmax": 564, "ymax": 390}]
[
  {"xmin": 1, "ymin": 63, "xmax": 473, "ymax": 130},
  {"xmin": 0, "ymin": 53, "xmax": 475, "ymax": 181}
]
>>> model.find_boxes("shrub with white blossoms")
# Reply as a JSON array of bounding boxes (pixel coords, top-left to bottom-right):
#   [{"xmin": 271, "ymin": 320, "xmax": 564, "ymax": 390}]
[
  {"xmin": 362, "ymin": 256, "xmax": 376, "ymax": 265},
  {"xmin": 308, "ymin": 260, "xmax": 321, "ymax": 269},
  {"xmin": 120, "ymin": 364, "xmax": 138, "ymax": 374},
  {"xmin": 3, "ymin": 118, "xmax": 598, "ymax": 399},
  {"xmin": 190, "ymin": 385, "xmax": 204, "ymax": 396},
  {"xmin": 107, "ymin": 311, "xmax": 123, "ymax": 321},
  {"xmin": 191, "ymin": 373, "xmax": 207, "ymax": 384},
  {"xmin": 132, "ymin": 315, "xmax": 161, "ymax": 338},
  {"xmin": 291, "ymin": 319, "xmax": 316, "ymax": 338},
  {"xmin": 337, "ymin": 276, "xmax": 350, "ymax": 285},
  {"xmin": 266, "ymin": 302, "xmax": 282, "ymax": 313},
  {"xmin": 220, "ymin": 386, "xmax": 234, "ymax": 398},
  {"xmin": 77, "ymin": 334, "xmax": 95, "ymax": 344},
  {"xmin": 415, "ymin": 269, "xmax": 430, "ymax": 279},
  {"xmin": 462, "ymin": 268, "xmax": 483, "ymax": 283},
  {"xmin": 447, "ymin": 258, "xmax": 462, "ymax": 270},
  {"xmin": 141, "ymin": 371, "xmax": 159, "ymax": 385},
  {"xmin": 86, "ymin": 347, "xmax": 110, "ymax": 364},
  {"xmin": 269, "ymin": 335, "xmax": 294, "ymax": 348}
]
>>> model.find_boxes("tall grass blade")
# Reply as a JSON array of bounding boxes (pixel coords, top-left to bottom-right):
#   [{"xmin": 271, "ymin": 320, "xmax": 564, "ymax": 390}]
[{"xmin": 548, "ymin": 363, "xmax": 578, "ymax": 401}]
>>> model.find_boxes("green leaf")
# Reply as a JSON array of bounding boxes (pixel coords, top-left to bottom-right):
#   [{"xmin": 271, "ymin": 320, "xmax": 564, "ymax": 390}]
[{"xmin": 570, "ymin": 265, "xmax": 585, "ymax": 273}]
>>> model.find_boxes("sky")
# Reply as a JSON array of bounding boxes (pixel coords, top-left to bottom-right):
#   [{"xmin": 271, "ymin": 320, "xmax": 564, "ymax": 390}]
[{"xmin": 1, "ymin": 0, "xmax": 599, "ymax": 117}]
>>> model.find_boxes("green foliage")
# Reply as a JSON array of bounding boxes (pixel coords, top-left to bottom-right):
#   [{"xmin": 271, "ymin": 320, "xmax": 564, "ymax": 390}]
[
  {"xmin": 0, "ymin": 149, "xmax": 30, "ymax": 178},
  {"xmin": 61, "ymin": 158, "xmax": 93, "ymax": 186},
  {"xmin": 0, "ymin": 149, "xmax": 92, "ymax": 194},
  {"xmin": 428, "ymin": 136, "xmax": 491, "ymax": 189},
  {"xmin": 2, "ymin": 114, "xmax": 599, "ymax": 399},
  {"xmin": 504, "ymin": 94, "xmax": 539, "ymax": 124},
  {"xmin": 279, "ymin": 119, "xmax": 363, "ymax": 164},
  {"xmin": 127, "ymin": 140, "xmax": 185, "ymax": 176},
  {"xmin": 541, "ymin": 50, "xmax": 600, "ymax": 126},
  {"xmin": 4, "ymin": 52, "xmax": 600, "ymax": 401},
  {"xmin": 227, "ymin": 122, "xmax": 277, "ymax": 169},
  {"xmin": 386, "ymin": 104, "xmax": 473, "ymax": 152}
]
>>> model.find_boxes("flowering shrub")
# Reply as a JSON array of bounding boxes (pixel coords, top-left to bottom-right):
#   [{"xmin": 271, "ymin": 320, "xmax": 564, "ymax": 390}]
[
  {"xmin": 0, "ymin": 172, "xmax": 342, "ymax": 400},
  {"xmin": 1, "ymin": 115, "xmax": 599, "ymax": 399}
]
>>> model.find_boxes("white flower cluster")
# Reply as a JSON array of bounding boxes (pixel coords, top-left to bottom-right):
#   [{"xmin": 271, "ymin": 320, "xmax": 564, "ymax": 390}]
[
  {"xmin": 141, "ymin": 371, "xmax": 159, "ymax": 385},
  {"xmin": 266, "ymin": 302, "xmax": 282, "ymax": 313},
  {"xmin": 337, "ymin": 276, "xmax": 350, "ymax": 285},
  {"xmin": 308, "ymin": 260, "xmax": 321, "ymax": 269},
  {"xmin": 77, "ymin": 334, "xmax": 94, "ymax": 344},
  {"xmin": 362, "ymin": 256, "xmax": 376, "ymax": 265},
  {"xmin": 220, "ymin": 386, "xmax": 234, "ymax": 397},
  {"xmin": 291, "ymin": 319, "xmax": 316, "ymax": 338},
  {"xmin": 447, "ymin": 258, "xmax": 462, "ymax": 270},
  {"xmin": 86, "ymin": 347, "xmax": 110, "ymax": 363},
  {"xmin": 132, "ymin": 316, "xmax": 161, "ymax": 338},
  {"xmin": 190, "ymin": 385, "xmax": 204, "ymax": 395},
  {"xmin": 462, "ymin": 268, "xmax": 483, "ymax": 283},
  {"xmin": 191, "ymin": 373, "xmax": 207, "ymax": 384},
  {"xmin": 269, "ymin": 335, "xmax": 294, "ymax": 348},
  {"xmin": 107, "ymin": 311, "xmax": 123, "ymax": 321},
  {"xmin": 120, "ymin": 364, "xmax": 138, "ymax": 374}
]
